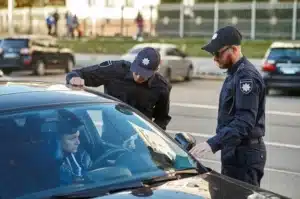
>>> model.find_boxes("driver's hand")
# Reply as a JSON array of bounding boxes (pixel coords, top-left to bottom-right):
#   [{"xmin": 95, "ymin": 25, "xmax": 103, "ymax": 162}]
[
  {"xmin": 123, "ymin": 134, "xmax": 139, "ymax": 150},
  {"xmin": 123, "ymin": 138, "xmax": 136, "ymax": 150}
]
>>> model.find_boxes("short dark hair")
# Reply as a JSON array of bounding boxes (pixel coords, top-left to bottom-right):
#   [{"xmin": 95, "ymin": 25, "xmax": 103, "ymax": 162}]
[{"xmin": 57, "ymin": 109, "xmax": 83, "ymax": 136}]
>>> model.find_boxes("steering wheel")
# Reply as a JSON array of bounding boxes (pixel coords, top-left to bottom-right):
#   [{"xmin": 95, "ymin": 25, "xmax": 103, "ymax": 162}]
[{"xmin": 91, "ymin": 148, "xmax": 129, "ymax": 169}]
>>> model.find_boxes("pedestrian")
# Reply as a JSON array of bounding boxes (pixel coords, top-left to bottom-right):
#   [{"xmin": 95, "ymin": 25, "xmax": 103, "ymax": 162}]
[
  {"xmin": 190, "ymin": 26, "xmax": 267, "ymax": 187},
  {"xmin": 65, "ymin": 47, "xmax": 172, "ymax": 131},
  {"xmin": 134, "ymin": 11, "xmax": 144, "ymax": 42}
]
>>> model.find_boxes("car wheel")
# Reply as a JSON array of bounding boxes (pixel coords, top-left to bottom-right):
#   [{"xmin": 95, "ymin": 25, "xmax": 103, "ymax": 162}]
[
  {"xmin": 34, "ymin": 60, "xmax": 46, "ymax": 76},
  {"xmin": 65, "ymin": 58, "xmax": 74, "ymax": 73},
  {"xmin": 2, "ymin": 69, "xmax": 13, "ymax": 75},
  {"xmin": 185, "ymin": 65, "xmax": 193, "ymax": 81}
]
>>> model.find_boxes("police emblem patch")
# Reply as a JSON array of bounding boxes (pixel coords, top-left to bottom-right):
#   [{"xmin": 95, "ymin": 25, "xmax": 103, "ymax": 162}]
[
  {"xmin": 212, "ymin": 33, "xmax": 218, "ymax": 40},
  {"xmin": 99, "ymin": 60, "xmax": 112, "ymax": 67},
  {"xmin": 142, "ymin": 58, "xmax": 150, "ymax": 65},
  {"xmin": 240, "ymin": 79, "xmax": 253, "ymax": 94}
]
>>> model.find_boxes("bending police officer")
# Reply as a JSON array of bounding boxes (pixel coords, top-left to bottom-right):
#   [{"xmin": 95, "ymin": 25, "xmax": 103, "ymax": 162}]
[
  {"xmin": 66, "ymin": 47, "xmax": 172, "ymax": 130},
  {"xmin": 190, "ymin": 26, "xmax": 267, "ymax": 187}
]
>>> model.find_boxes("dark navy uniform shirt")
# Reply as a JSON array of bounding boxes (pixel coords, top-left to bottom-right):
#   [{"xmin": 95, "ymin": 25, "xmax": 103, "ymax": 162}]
[
  {"xmin": 66, "ymin": 60, "xmax": 172, "ymax": 130},
  {"xmin": 207, "ymin": 57, "xmax": 266, "ymax": 153}
]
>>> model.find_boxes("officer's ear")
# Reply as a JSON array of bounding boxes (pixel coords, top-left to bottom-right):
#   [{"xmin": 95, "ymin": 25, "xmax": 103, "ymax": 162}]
[{"xmin": 231, "ymin": 45, "xmax": 241, "ymax": 54}]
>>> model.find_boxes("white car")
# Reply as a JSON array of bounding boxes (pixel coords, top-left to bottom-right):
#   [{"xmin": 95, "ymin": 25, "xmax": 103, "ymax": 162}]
[{"xmin": 121, "ymin": 43, "xmax": 194, "ymax": 82}]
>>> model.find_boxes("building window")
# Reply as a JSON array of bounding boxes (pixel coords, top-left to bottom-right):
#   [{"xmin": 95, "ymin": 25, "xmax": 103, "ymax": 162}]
[
  {"xmin": 105, "ymin": 0, "xmax": 115, "ymax": 7},
  {"xmin": 125, "ymin": 0, "xmax": 133, "ymax": 7}
]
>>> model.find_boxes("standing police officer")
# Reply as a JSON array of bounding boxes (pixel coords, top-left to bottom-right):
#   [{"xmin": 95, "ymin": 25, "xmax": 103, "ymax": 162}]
[
  {"xmin": 190, "ymin": 26, "xmax": 267, "ymax": 187},
  {"xmin": 66, "ymin": 47, "xmax": 172, "ymax": 130}
]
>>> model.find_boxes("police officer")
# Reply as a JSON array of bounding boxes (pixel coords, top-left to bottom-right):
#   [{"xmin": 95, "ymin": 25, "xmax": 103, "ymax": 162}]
[
  {"xmin": 190, "ymin": 26, "xmax": 267, "ymax": 187},
  {"xmin": 66, "ymin": 47, "xmax": 172, "ymax": 130}
]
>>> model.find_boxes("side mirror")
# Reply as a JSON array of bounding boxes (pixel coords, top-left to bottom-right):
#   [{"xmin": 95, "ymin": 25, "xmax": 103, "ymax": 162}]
[{"xmin": 174, "ymin": 132, "xmax": 196, "ymax": 151}]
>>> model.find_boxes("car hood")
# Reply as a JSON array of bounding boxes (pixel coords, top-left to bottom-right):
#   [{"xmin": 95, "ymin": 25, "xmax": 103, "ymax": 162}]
[{"xmin": 96, "ymin": 170, "xmax": 288, "ymax": 199}]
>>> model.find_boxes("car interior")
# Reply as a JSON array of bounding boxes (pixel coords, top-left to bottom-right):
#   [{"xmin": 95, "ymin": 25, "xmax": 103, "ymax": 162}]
[{"xmin": 0, "ymin": 107, "xmax": 167, "ymax": 198}]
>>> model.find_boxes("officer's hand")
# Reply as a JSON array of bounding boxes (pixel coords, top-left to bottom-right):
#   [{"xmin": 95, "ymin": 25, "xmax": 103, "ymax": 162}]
[
  {"xmin": 189, "ymin": 142, "xmax": 212, "ymax": 160},
  {"xmin": 69, "ymin": 77, "xmax": 85, "ymax": 87}
]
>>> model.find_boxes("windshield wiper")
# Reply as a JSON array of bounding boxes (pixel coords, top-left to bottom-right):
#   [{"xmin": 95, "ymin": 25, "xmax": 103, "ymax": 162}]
[
  {"xmin": 142, "ymin": 168, "xmax": 199, "ymax": 185},
  {"xmin": 50, "ymin": 168, "xmax": 199, "ymax": 198},
  {"xmin": 50, "ymin": 180, "xmax": 144, "ymax": 199}
]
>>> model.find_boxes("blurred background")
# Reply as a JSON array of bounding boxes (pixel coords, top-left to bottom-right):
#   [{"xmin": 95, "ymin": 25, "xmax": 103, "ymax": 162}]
[{"xmin": 0, "ymin": 0, "xmax": 299, "ymax": 40}]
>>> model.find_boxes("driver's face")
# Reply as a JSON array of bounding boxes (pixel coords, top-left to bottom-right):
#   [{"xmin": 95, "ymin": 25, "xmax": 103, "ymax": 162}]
[{"xmin": 61, "ymin": 131, "xmax": 80, "ymax": 153}]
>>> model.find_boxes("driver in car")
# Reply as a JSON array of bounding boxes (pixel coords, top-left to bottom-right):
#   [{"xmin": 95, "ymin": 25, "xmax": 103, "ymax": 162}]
[{"xmin": 56, "ymin": 109, "xmax": 93, "ymax": 185}]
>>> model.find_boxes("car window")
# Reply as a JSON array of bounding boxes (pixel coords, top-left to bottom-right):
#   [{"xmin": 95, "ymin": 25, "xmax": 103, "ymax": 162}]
[
  {"xmin": 166, "ymin": 48, "xmax": 182, "ymax": 57},
  {"xmin": 0, "ymin": 39, "xmax": 29, "ymax": 49},
  {"xmin": 267, "ymin": 48, "xmax": 300, "ymax": 60},
  {"xmin": 0, "ymin": 103, "xmax": 197, "ymax": 198}
]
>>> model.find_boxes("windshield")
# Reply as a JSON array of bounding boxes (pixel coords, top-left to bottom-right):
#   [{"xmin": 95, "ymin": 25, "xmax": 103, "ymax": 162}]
[
  {"xmin": 268, "ymin": 48, "xmax": 300, "ymax": 60},
  {"xmin": 0, "ymin": 103, "xmax": 197, "ymax": 198},
  {"xmin": 0, "ymin": 39, "xmax": 28, "ymax": 49}
]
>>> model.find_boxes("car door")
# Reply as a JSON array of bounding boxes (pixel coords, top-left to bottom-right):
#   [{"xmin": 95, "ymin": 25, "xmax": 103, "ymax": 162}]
[
  {"xmin": 47, "ymin": 40, "xmax": 61, "ymax": 68},
  {"xmin": 172, "ymin": 48, "xmax": 190, "ymax": 76},
  {"xmin": 164, "ymin": 48, "xmax": 183, "ymax": 77},
  {"xmin": 34, "ymin": 39, "xmax": 55, "ymax": 67}
]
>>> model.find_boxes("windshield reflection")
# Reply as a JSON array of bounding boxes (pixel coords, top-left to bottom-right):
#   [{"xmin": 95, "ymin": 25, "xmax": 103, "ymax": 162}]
[{"xmin": 0, "ymin": 103, "xmax": 197, "ymax": 198}]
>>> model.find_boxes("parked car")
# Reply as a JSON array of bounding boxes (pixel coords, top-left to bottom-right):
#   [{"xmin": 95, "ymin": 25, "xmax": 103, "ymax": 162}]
[
  {"xmin": 121, "ymin": 43, "xmax": 194, "ymax": 82},
  {"xmin": 0, "ymin": 35, "xmax": 75, "ymax": 76},
  {"xmin": 0, "ymin": 80, "xmax": 289, "ymax": 199},
  {"xmin": 261, "ymin": 42, "xmax": 300, "ymax": 94}
]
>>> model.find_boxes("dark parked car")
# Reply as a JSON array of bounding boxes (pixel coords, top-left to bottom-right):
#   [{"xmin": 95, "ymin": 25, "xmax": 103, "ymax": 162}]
[
  {"xmin": 0, "ymin": 35, "xmax": 75, "ymax": 76},
  {"xmin": 262, "ymin": 42, "xmax": 300, "ymax": 94},
  {"xmin": 0, "ymin": 80, "xmax": 290, "ymax": 199}
]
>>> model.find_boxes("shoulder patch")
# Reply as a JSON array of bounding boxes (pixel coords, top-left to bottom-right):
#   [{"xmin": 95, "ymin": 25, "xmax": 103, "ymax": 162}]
[
  {"xmin": 99, "ymin": 60, "xmax": 112, "ymax": 67},
  {"xmin": 239, "ymin": 79, "xmax": 253, "ymax": 94}
]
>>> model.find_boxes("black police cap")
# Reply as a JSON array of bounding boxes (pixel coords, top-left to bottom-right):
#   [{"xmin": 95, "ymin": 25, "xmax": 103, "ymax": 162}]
[{"xmin": 202, "ymin": 26, "xmax": 243, "ymax": 54}]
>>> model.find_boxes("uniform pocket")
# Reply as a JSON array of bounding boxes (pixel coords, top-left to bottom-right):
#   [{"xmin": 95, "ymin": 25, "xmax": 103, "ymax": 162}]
[
  {"xmin": 221, "ymin": 146, "xmax": 237, "ymax": 166},
  {"xmin": 237, "ymin": 145, "xmax": 266, "ymax": 169}
]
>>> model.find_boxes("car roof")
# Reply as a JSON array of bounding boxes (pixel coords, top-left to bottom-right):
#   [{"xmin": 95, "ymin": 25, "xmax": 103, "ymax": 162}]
[
  {"xmin": 270, "ymin": 41, "xmax": 300, "ymax": 48},
  {"xmin": 0, "ymin": 80, "xmax": 117, "ymax": 113},
  {"xmin": 131, "ymin": 43, "xmax": 177, "ymax": 49}
]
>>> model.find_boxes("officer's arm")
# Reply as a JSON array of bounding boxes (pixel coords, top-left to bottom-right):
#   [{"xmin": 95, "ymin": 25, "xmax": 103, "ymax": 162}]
[
  {"xmin": 207, "ymin": 72, "xmax": 261, "ymax": 153},
  {"xmin": 66, "ymin": 60, "xmax": 126, "ymax": 87},
  {"xmin": 153, "ymin": 88, "xmax": 172, "ymax": 130}
]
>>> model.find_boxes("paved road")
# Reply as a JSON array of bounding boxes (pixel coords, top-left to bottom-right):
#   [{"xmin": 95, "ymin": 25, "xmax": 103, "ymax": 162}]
[{"xmin": 9, "ymin": 70, "xmax": 300, "ymax": 199}]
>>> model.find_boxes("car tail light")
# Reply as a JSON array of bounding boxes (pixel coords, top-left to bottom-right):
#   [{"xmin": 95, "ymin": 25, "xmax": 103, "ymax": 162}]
[
  {"xmin": 20, "ymin": 48, "xmax": 30, "ymax": 55},
  {"xmin": 262, "ymin": 61, "xmax": 276, "ymax": 72}
]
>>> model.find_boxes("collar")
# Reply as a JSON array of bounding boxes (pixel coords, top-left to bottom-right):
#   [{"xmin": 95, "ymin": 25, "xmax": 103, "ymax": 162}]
[
  {"xmin": 125, "ymin": 72, "xmax": 154, "ymax": 88},
  {"xmin": 227, "ymin": 56, "xmax": 245, "ymax": 75}
]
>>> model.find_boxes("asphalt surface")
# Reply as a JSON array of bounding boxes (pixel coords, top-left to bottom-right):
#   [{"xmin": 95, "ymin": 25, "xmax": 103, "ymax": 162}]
[{"xmin": 8, "ymin": 70, "xmax": 300, "ymax": 199}]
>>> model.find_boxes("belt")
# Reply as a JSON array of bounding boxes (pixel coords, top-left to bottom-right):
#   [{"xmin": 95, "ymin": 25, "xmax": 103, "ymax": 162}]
[{"xmin": 240, "ymin": 137, "xmax": 263, "ymax": 145}]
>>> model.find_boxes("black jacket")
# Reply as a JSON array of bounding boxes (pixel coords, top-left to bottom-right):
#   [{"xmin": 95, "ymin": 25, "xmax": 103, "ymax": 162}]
[
  {"xmin": 66, "ymin": 60, "xmax": 172, "ymax": 130},
  {"xmin": 207, "ymin": 57, "xmax": 266, "ymax": 153}
]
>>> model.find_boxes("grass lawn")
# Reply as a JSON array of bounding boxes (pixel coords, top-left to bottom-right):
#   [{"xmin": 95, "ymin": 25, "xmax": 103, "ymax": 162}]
[{"xmin": 58, "ymin": 37, "xmax": 275, "ymax": 58}]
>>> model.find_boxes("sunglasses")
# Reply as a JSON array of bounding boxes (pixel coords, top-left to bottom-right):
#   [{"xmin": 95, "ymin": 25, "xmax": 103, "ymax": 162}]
[{"xmin": 212, "ymin": 46, "xmax": 231, "ymax": 57}]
